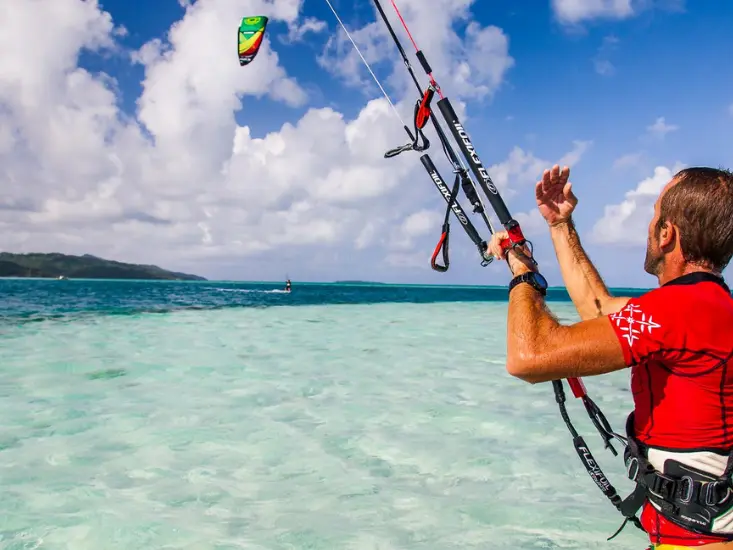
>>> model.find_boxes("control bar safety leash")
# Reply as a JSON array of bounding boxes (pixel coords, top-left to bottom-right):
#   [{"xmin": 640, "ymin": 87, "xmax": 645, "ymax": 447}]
[{"xmin": 553, "ymin": 380, "xmax": 645, "ymax": 539}]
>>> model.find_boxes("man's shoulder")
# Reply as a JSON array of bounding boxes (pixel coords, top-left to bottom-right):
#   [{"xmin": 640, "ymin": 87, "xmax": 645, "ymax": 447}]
[
  {"xmin": 630, "ymin": 278, "xmax": 730, "ymax": 310},
  {"xmin": 599, "ymin": 285, "xmax": 684, "ymax": 317},
  {"xmin": 623, "ymin": 281, "xmax": 702, "ymax": 306},
  {"xmin": 607, "ymin": 281, "xmax": 727, "ymax": 339},
  {"xmin": 608, "ymin": 286, "xmax": 684, "ymax": 323}
]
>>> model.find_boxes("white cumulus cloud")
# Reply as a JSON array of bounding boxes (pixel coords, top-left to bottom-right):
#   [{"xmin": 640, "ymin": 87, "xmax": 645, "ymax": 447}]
[
  {"xmin": 613, "ymin": 152, "xmax": 644, "ymax": 170},
  {"xmin": 551, "ymin": 0, "xmax": 685, "ymax": 25},
  {"xmin": 389, "ymin": 209, "xmax": 443, "ymax": 251},
  {"xmin": 645, "ymin": 116, "xmax": 678, "ymax": 140},
  {"xmin": 590, "ymin": 163, "xmax": 685, "ymax": 245},
  {"xmin": 551, "ymin": 0, "xmax": 634, "ymax": 24},
  {"xmin": 593, "ymin": 35, "xmax": 619, "ymax": 76},
  {"xmin": 283, "ymin": 16, "xmax": 327, "ymax": 43},
  {"xmin": 488, "ymin": 140, "xmax": 591, "ymax": 195},
  {"xmin": 0, "ymin": 0, "xmax": 584, "ymax": 281},
  {"xmin": 319, "ymin": 0, "xmax": 514, "ymax": 104}
]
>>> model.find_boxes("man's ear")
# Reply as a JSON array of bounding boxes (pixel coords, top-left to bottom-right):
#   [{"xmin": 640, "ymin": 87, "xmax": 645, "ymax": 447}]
[{"xmin": 659, "ymin": 220, "xmax": 676, "ymax": 249}]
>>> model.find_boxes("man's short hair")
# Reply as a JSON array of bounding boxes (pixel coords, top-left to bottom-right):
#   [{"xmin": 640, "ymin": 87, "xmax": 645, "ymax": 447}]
[{"xmin": 657, "ymin": 167, "xmax": 733, "ymax": 273}]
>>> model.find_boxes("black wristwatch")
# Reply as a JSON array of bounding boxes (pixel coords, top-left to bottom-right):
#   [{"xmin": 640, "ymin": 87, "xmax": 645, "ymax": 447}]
[{"xmin": 509, "ymin": 271, "xmax": 548, "ymax": 297}]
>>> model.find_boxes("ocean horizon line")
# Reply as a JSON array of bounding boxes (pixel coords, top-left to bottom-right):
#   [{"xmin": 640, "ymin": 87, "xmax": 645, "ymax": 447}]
[{"xmin": 0, "ymin": 276, "xmax": 654, "ymax": 293}]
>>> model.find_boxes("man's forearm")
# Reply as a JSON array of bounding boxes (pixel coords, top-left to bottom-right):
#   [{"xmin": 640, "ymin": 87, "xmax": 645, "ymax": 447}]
[
  {"xmin": 507, "ymin": 284, "xmax": 559, "ymax": 363},
  {"xmin": 549, "ymin": 218, "xmax": 625, "ymax": 319},
  {"xmin": 506, "ymin": 282, "xmax": 560, "ymax": 381}
]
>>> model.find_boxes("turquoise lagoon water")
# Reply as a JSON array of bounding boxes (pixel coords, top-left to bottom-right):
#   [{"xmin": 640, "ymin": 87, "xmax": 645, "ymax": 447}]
[{"xmin": 0, "ymin": 279, "xmax": 650, "ymax": 549}]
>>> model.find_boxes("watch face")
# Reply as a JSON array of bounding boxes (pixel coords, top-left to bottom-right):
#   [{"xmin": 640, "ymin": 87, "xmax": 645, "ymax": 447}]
[{"xmin": 533, "ymin": 272, "xmax": 548, "ymax": 290}]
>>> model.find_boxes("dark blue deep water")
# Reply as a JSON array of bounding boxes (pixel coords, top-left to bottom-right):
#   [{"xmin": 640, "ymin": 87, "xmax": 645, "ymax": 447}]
[{"xmin": 0, "ymin": 278, "xmax": 649, "ymax": 324}]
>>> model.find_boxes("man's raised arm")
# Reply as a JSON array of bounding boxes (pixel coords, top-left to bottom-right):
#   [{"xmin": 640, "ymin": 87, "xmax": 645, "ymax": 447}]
[{"xmin": 535, "ymin": 165, "xmax": 630, "ymax": 319}]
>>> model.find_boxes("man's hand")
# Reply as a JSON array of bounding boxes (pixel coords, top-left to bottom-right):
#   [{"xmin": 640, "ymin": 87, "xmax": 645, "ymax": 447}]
[
  {"xmin": 487, "ymin": 231, "xmax": 537, "ymax": 276},
  {"xmin": 536, "ymin": 164, "xmax": 577, "ymax": 227}
]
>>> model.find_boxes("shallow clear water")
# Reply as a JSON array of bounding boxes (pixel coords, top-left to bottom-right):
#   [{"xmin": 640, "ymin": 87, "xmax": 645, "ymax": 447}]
[{"xmin": 0, "ymin": 280, "xmax": 647, "ymax": 549}]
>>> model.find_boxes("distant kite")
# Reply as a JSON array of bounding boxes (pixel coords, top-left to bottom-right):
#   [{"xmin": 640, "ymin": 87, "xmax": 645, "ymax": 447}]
[{"xmin": 238, "ymin": 16, "xmax": 268, "ymax": 66}]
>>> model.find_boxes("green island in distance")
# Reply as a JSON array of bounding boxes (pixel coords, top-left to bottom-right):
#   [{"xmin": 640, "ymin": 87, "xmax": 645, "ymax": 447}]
[
  {"xmin": 333, "ymin": 280, "xmax": 387, "ymax": 285},
  {"xmin": 0, "ymin": 252, "xmax": 207, "ymax": 281}
]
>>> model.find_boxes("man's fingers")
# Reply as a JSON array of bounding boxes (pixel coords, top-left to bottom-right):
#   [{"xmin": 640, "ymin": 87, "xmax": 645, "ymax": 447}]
[
  {"xmin": 563, "ymin": 181, "xmax": 577, "ymax": 201},
  {"xmin": 561, "ymin": 165, "xmax": 570, "ymax": 181},
  {"xmin": 540, "ymin": 169, "xmax": 552, "ymax": 193},
  {"xmin": 488, "ymin": 230, "xmax": 510, "ymax": 259},
  {"xmin": 544, "ymin": 164, "xmax": 564, "ymax": 192},
  {"xmin": 535, "ymin": 164, "xmax": 575, "ymax": 203},
  {"xmin": 535, "ymin": 180, "xmax": 544, "ymax": 200}
]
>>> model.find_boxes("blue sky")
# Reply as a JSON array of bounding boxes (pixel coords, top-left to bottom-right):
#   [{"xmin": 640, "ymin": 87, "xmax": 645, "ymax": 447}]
[{"xmin": 2, "ymin": 0, "xmax": 732, "ymax": 287}]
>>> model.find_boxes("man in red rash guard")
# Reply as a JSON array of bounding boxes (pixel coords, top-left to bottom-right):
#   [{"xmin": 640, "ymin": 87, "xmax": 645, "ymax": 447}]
[{"xmin": 488, "ymin": 165, "xmax": 733, "ymax": 549}]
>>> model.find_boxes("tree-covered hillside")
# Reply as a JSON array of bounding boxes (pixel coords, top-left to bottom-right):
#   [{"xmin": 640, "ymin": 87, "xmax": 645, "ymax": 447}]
[{"xmin": 0, "ymin": 253, "xmax": 206, "ymax": 280}]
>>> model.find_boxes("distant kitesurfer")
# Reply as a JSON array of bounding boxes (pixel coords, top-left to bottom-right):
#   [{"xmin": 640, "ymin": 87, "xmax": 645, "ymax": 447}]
[
  {"xmin": 489, "ymin": 165, "xmax": 733, "ymax": 549},
  {"xmin": 285, "ymin": 279, "xmax": 291, "ymax": 292}
]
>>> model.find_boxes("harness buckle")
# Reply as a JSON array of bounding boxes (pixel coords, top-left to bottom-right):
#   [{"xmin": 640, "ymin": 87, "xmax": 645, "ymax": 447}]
[
  {"xmin": 648, "ymin": 472, "xmax": 676, "ymax": 500},
  {"xmin": 704, "ymin": 481, "xmax": 730, "ymax": 506},
  {"xmin": 679, "ymin": 476, "xmax": 693, "ymax": 504}
]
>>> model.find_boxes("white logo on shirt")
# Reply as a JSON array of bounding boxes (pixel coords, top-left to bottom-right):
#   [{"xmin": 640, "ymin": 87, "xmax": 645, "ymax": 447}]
[{"xmin": 610, "ymin": 303, "xmax": 661, "ymax": 347}]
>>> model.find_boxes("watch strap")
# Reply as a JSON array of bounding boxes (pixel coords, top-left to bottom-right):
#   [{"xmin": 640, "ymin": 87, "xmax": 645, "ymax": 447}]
[{"xmin": 509, "ymin": 272, "xmax": 546, "ymax": 297}]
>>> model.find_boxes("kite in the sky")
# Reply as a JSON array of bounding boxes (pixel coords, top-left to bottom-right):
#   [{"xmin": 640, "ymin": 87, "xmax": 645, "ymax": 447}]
[{"xmin": 238, "ymin": 16, "xmax": 268, "ymax": 66}]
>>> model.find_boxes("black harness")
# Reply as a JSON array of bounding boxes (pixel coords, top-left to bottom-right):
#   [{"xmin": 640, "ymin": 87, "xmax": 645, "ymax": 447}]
[{"xmin": 619, "ymin": 411, "xmax": 733, "ymax": 539}]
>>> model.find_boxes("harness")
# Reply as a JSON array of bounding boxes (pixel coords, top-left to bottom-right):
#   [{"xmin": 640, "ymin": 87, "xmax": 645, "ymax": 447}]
[{"xmin": 619, "ymin": 412, "xmax": 733, "ymax": 539}]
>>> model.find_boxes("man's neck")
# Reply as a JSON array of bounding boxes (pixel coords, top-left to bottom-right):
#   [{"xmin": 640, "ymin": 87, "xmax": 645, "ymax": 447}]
[{"xmin": 658, "ymin": 264, "xmax": 719, "ymax": 286}]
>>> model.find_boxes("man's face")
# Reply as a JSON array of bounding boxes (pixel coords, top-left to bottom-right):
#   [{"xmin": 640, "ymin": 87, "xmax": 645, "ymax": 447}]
[
  {"xmin": 643, "ymin": 203, "xmax": 662, "ymax": 275},
  {"xmin": 643, "ymin": 178, "xmax": 675, "ymax": 276}
]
